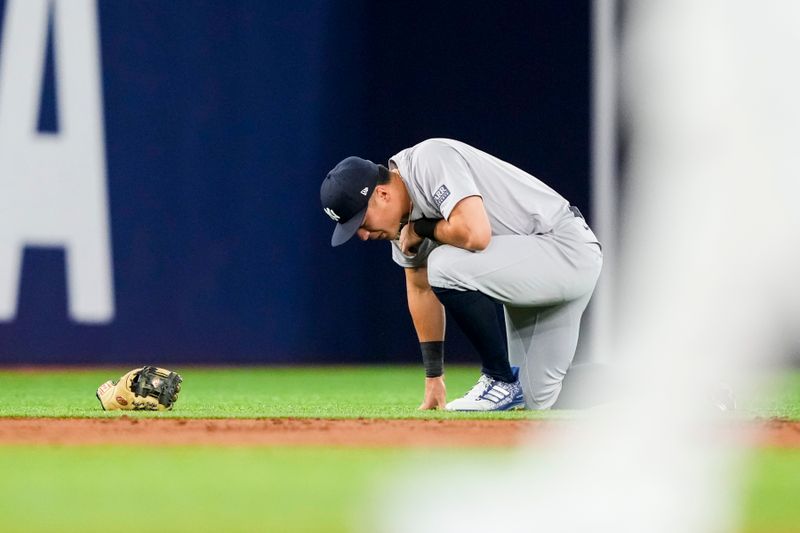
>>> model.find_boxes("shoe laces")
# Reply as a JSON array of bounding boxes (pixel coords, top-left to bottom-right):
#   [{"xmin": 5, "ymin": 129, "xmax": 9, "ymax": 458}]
[
  {"xmin": 463, "ymin": 374, "xmax": 520, "ymax": 402},
  {"xmin": 463, "ymin": 374, "xmax": 494, "ymax": 400}
]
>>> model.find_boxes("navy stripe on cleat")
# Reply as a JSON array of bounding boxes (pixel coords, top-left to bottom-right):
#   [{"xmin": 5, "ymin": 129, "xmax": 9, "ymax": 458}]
[{"xmin": 445, "ymin": 373, "xmax": 526, "ymax": 411}]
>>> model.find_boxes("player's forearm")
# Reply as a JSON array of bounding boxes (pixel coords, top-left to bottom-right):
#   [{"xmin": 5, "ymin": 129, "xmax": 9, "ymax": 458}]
[
  {"xmin": 412, "ymin": 196, "xmax": 491, "ymax": 252},
  {"xmin": 405, "ymin": 268, "xmax": 446, "ymax": 380},
  {"xmin": 406, "ymin": 286, "xmax": 445, "ymax": 341},
  {"xmin": 429, "ymin": 218, "xmax": 490, "ymax": 251}
]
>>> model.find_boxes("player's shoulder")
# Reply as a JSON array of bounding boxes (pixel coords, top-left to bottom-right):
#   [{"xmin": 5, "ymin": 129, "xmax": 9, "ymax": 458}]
[
  {"xmin": 405, "ymin": 138, "xmax": 467, "ymax": 162},
  {"xmin": 392, "ymin": 139, "xmax": 469, "ymax": 180},
  {"xmin": 411, "ymin": 138, "xmax": 462, "ymax": 152}
]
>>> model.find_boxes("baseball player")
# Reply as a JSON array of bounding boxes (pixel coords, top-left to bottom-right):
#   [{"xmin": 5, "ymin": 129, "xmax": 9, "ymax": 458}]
[{"xmin": 320, "ymin": 139, "xmax": 602, "ymax": 410}]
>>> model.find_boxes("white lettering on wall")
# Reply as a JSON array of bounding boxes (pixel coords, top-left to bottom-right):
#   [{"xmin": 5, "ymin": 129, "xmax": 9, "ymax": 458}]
[{"xmin": 0, "ymin": 0, "xmax": 114, "ymax": 322}]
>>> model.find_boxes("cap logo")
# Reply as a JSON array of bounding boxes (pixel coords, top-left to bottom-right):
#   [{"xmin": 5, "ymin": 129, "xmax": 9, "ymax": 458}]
[
  {"xmin": 360, "ymin": 187, "xmax": 369, "ymax": 196},
  {"xmin": 324, "ymin": 207, "xmax": 340, "ymax": 222}
]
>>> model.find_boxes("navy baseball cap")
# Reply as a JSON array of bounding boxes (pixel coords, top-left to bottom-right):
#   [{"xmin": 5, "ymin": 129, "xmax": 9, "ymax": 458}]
[{"xmin": 320, "ymin": 156, "xmax": 381, "ymax": 247}]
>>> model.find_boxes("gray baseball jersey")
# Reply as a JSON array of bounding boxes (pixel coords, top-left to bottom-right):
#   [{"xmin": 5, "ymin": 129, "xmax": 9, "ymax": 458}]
[
  {"xmin": 387, "ymin": 138, "xmax": 602, "ymax": 409},
  {"xmin": 388, "ymin": 138, "xmax": 575, "ymax": 268}
]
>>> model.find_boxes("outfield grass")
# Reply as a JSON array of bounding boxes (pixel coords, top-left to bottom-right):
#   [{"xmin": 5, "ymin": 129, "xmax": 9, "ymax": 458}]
[
  {"xmin": 0, "ymin": 446, "xmax": 398, "ymax": 533},
  {"xmin": 0, "ymin": 446, "xmax": 797, "ymax": 533},
  {"xmin": 0, "ymin": 365, "xmax": 798, "ymax": 419},
  {"xmin": 742, "ymin": 449, "xmax": 800, "ymax": 533}
]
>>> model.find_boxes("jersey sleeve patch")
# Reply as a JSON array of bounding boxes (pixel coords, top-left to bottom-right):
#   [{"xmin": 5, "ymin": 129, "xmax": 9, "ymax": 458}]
[{"xmin": 432, "ymin": 184, "xmax": 451, "ymax": 208}]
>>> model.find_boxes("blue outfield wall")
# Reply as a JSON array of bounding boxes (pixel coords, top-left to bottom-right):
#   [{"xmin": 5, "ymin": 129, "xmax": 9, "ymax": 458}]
[{"xmin": 0, "ymin": 0, "xmax": 590, "ymax": 365}]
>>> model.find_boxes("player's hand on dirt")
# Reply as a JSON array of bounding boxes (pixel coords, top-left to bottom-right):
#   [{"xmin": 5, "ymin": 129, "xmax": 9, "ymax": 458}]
[
  {"xmin": 399, "ymin": 221, "xmax": 423, "ymax": 256},
  {"xmin": 418, "ymin": 375, "xmax": 446, "ymax": 410}
]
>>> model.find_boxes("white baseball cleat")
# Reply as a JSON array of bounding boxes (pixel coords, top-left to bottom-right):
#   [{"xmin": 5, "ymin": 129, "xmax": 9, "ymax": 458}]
[{"xmin": 445, "ymin": 373, "xmax": 526, "ymax": 411}]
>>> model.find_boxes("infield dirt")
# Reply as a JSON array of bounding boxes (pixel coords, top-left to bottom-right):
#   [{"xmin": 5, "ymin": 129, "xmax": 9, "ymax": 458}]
[{"xmin": 0, "ymin": 417, "xmax": 799, "ymax": 447}]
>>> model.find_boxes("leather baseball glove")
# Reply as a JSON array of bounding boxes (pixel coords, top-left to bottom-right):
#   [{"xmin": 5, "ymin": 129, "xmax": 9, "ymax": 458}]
[{"xmin": 96, "ymin": 366, "xmax": 182, "ymax": 411}]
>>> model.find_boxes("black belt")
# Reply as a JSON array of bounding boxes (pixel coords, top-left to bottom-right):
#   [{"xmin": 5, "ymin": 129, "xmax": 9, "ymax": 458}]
[{"xmin": 569, "ymin": 205, "xmax": 584, "ymax": 219}]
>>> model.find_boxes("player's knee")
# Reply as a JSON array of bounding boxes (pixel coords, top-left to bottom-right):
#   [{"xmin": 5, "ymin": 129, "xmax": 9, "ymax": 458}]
[
  {"xmin": 426, "ymin": 247, "xmax": 456, "ymax": 289},
  {"xmin": 525, "ymin": 381, "xmax": 564, "ymax": 410},
  {"xmin": 427, "ymin": 245, "xmax": 480, "ymax": 291}
]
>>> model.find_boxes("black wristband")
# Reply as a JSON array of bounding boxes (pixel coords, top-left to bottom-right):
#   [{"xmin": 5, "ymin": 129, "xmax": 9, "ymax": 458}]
[
  {"xmin": 413, "ymin": 218, "xmax": 440, "ymax": 241},
  {"xmin": 420, "ymin": 341, "xmax": 444, "ymax": 378}
]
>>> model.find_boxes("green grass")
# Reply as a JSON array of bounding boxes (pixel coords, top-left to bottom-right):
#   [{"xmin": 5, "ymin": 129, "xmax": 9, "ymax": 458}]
[
  {"xmin": 0, "ymin": 446, "xmax": 798, "ymax": 533},
  {"xmin": 0, "ymin": 366, "xmax": 564, "ymax": 419},
  {"xmin": 0, "ymin": 365, "xmax": 798, "ymax": 419},
  {"xmin": 0, "ymin": 446, "xmax": 399, "ymax": 533},
  {"xmin": 742, "ymin": 449, "xmax": 800, "ymax": 532},
  {"xmin": 742, "ymin": 373, "xmax": 800, "ymax": 420}
]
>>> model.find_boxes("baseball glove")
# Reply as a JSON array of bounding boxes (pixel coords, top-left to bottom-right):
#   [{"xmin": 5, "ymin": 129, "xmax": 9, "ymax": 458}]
[{"xmin": 96, "ymin": 366, "xmax": 182, "ymax": 411}]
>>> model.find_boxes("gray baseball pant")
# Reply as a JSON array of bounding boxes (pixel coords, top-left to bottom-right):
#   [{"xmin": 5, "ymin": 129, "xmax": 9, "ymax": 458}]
[{"xmin": 426, "ymin": 214, "xmax": 603, "ymax": 409}]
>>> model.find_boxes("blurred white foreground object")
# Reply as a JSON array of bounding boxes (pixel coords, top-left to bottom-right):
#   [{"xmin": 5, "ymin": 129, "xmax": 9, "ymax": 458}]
[{"xmin": 366, "ymin": 1, "xmax": 800, "ymax": 532}]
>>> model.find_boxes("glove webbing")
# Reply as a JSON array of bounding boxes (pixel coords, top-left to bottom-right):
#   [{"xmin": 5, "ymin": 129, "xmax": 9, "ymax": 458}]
[{"xmin": 132, "ymin": 366, "xmax": 182, "ymax": 408}]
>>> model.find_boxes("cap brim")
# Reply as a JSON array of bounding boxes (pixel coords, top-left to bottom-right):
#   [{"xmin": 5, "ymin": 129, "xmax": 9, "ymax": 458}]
[{"xmin": 331, "ymin": 207, "xmax": 367, "ymax": 247}]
